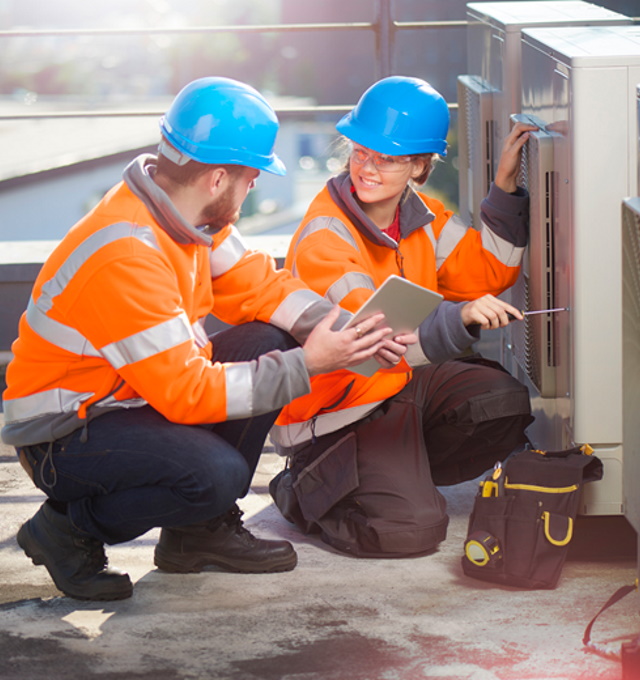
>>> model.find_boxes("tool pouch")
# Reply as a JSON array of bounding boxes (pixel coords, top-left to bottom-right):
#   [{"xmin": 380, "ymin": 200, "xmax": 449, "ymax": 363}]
[{"xmin": 461, "ymin": 445, "xmax": 603, "ymax": 589}]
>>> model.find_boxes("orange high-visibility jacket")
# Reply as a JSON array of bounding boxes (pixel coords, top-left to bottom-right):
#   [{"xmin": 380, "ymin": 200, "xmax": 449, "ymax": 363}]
[
  {"xmin": 271, "ymin": 172, "xmax": 528, "ymax": 448},
  {"xmin": 2, "ymin": 155, "xmax": 347, "ymax": 448}
]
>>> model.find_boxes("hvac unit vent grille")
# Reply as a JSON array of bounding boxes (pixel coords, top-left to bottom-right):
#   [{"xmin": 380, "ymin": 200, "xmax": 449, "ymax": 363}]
[
  {"xmin": 622, "ymin": 197, "xmax": 640, "ymax": 533},
  {"xmin": 457, "ymin": 75, "xmax": 496, "ymax": 229},
  {"xmin": 623, "ymin": 200, "xmax": 640, "ymax": 310},
  {"xmin": 510, "ymin": 115, "xmax": 560, "ymax": 397}
]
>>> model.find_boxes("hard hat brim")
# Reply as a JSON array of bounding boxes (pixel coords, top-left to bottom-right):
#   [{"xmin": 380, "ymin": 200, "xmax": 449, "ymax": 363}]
[
  {"xmin": 337, "ymin": 113, "xmax": 448, "ymax": 157},
  {"xmin": 160, "ymin": 118, "xmax": 287, "ymax": 176}
]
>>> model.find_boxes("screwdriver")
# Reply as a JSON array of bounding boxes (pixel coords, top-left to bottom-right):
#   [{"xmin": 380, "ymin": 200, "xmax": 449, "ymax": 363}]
[
  {"xmin": 469, "ymin": 307, "xmax": 567, "ymax": 329},
  {"xmin": 507, "ymin": 307, "xmax": 568, "ymax": 321}
]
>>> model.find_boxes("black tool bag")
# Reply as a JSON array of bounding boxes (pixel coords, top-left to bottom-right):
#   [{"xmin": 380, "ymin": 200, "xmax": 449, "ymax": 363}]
[{"xmin": 461, "ymin": 445, "xmax": 603, "ymax": 589}]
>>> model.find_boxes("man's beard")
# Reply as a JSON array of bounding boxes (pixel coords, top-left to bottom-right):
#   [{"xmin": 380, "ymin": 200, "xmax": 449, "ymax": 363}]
[{"xmin": 200, "ymin": 187, "xmax": 241, "ymax": 233}]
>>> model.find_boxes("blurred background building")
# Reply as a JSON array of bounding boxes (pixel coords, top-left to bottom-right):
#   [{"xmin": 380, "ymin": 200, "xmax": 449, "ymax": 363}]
[{"xmin": 0, "ymin": 0, "xmax": 636, "ymax": 242}]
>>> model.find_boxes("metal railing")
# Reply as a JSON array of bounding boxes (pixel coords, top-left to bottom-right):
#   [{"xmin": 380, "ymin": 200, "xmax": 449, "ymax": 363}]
[
  {"xmin": 0, "ymin": 1, "xmax": 637, "ymax": 121},
  {"xmin": 0, "ymin": 0, "xmax": 464, "ymax": 120}
]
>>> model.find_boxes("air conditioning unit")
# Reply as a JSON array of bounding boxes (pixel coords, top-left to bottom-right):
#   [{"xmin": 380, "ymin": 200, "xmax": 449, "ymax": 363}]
[
  {"xmin": 458, "ymin": 1, "xmax": 630, "ymax": 229},
  {"xmin": 508, "ymin": 112, "xmax": 568, "ymax": 400},
  {"xmin": 637, "ymin": 83, "xmax": 640, "ymax": 197},
  {"xmin": 622, "ymin": 195, "xmax": 640, "ymax": 538},
  {"xmin": 457, "ymin": 75, "xmax": 496, "ymax": 229},
  {"xmin": 504, "ymin": 25, "xmax": 640, "ymax": 516}
]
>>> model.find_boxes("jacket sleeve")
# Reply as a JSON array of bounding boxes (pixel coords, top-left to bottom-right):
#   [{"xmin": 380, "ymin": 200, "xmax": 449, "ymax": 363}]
[
  {"xmin": 415, "ymin": 301, "xmax": 480, "ymax": 364},
  {"xmin": 208, "ymin": 225, "xmax": 350, "ymax": 342},
  {"xmin": 435, "ymin": 183, "xmax": 529, "ymax": 302},
  {"xmin": 69, "ymin": 243, "xmax": 313, "ymax": 425}
]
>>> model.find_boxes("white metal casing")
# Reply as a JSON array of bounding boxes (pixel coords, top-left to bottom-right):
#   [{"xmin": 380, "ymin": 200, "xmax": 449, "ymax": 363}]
[
  {"xmin": 509, "ymin": 25, "xmax": 640, "ymax": 516},
  {"xmin": 459, "ymin": 1, "xmax": 630, "ymax": 228}
]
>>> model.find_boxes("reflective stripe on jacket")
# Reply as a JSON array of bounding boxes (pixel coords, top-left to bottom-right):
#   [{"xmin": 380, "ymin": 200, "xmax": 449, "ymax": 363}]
[
  {"xmin": 2, "ymin": 155, "xmax": 343, "ymax": 447},
  {"xmin": 272, "ymin": 173, "xmax": 528, "ymax": 447}
]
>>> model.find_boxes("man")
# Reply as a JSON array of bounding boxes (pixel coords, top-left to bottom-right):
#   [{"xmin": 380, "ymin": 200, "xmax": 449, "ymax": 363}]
[{"xmin": 1, "ymin": 77, "xmax": 397, "ymax": 601}]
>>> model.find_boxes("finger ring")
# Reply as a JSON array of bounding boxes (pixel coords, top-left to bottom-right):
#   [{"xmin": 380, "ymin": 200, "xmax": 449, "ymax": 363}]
[{"xmin": 355, "ymin": 326, "xmax": 363, "ymax": 339}]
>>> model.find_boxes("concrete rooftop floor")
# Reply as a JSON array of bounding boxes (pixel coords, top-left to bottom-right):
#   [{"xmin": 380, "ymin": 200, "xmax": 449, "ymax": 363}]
[{"xmin": 0, "ymin": 410, "xmax": 638, "ymax": 680}]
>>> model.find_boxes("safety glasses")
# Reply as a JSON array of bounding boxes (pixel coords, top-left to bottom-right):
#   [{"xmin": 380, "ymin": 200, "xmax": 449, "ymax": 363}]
[{"xmin": 350, "ymin": 146, "xmax": 413, "ymax": 173}]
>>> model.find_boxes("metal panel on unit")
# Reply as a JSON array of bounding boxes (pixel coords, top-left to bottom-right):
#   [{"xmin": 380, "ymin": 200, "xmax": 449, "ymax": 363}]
[
  {"xmin": 459, "ymin": 1, "xmax": 630, "ymax": 235},
  {"xmin": 516, "ymin": 25, "xmax": 640, "ymax": 516},
  {"xmin": 457, "ymin": 75, "xmax": 496, "ymax": 228},
  {"xmin": 622, "ymin": 196, "xmax": 640, "ymax": 537},
  {"xmin": 507, "ymin": 112, "xmax": 568, "ymax": 400}
]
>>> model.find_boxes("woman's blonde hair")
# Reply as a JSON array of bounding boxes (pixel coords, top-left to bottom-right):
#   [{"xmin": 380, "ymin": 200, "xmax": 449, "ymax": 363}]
[{"xmin": 411, "ymin": 153, "xmax": 439, "ymax": 186}]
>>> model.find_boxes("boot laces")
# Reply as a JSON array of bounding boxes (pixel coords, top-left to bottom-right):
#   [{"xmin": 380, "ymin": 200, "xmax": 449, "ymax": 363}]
[
  {"xmin": 75, "ymin": 535, "xmax": 108, "ymax": 575},
  {"xmin": 221, "ymin": 504, "xmax": 256, "ymax": 542}
]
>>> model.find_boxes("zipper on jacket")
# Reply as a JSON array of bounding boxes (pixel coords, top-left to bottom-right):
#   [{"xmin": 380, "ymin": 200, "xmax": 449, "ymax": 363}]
[
  {"xmin": 310, "ymin": 379, "xmax": 357, "ymax": 443},
  {"xmin": 318, "ymin": 380, "xmax": 356, "ymax": 414},
  {"xmin": 80, "ymin": 378, "xmax": 128, "ymax": 442},
  {"xmin": 395, "ymin": 247, "xmax": 406, "ymax": 278}
]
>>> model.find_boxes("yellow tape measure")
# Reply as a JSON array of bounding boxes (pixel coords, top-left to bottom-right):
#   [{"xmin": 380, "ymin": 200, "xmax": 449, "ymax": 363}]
[{"xmin": 464, "ymin": 531, "xmax": 502, "ymax": 567}]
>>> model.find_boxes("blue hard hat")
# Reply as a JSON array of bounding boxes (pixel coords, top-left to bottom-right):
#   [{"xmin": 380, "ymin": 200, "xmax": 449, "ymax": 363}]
[
  {"xmin": 336, "ymin": 76, "xmax": 449, "ymax": 156},
  {"xmin": 160, "ymin": 77, "xmax": 286, "ymax": 176}
]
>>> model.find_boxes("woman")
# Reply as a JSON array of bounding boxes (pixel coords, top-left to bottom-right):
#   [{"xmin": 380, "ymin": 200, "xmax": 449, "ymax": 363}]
[{"xmin": 270, "ymin": 76, "xmax": 536, "ymax": 558}]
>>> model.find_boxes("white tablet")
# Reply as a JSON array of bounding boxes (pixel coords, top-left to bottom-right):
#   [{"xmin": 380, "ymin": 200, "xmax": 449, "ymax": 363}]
[{"xmin": 341, "ymin": 275, "xmax": 443, "ymax": 377}]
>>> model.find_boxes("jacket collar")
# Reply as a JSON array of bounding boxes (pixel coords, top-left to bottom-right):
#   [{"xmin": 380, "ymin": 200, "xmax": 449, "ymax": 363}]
[
  {"xmin": 327, "ymin": 171, "xmax": 435, "ymax": 248},
  {"xmin": 123, "ymin": 154, "xmax": 213, "ymax": 247}
]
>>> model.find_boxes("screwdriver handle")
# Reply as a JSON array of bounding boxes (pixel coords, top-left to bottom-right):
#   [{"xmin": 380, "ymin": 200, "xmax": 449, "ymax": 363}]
[{"xmin": 468, "ymin": 311, "xmax": 518, "ymax": 330}]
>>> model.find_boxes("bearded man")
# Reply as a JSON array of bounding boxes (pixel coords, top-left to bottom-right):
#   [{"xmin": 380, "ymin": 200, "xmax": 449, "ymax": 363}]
[{"xmin": 2, "ymin": 77, "xmax": 403, "ymax": 601}]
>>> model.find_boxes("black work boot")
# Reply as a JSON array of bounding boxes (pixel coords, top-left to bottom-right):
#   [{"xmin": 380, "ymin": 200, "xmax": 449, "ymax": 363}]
[
  {"xmin": 153, "ymin": 504, "xmax": 297, "ymax": 574},
  {"xmin": 17, "ymin": 501, "xmax": 133, "ymax": 601}
]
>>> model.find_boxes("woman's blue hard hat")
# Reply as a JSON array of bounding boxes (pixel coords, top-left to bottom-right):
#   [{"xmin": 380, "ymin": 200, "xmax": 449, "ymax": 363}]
[{"xmin": 336, "ymin": 76, "xmax": 449, "ymax": 157}]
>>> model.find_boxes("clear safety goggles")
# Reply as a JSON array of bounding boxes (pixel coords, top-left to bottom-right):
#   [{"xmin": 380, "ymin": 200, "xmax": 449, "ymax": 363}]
[{"xmin": 349, "ymin": 145, "xmax": 413, "ymax": 173}]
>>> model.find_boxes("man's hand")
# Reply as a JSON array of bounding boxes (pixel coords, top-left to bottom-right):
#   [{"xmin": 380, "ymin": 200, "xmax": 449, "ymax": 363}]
[
  {"xmin": 460, "ymin": 294, "xmax": 523, "ymax": 330},
  {"xmin": 303, "ymin": 306, "xmax": 392, "ymax": 377},
  {"xmin": 494, "ymin": 121, "xmax": 538, "ymax": 194},
  {"xmin": 373, "ymin": 331, "xmax": 418, "ymax": 369}
]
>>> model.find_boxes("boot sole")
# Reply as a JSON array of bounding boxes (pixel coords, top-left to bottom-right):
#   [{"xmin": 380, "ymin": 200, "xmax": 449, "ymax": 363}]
[
  {"xmin": 17, "ymin": 522, "xmax": 133, "ymax": 601},
  {"xmin": 153, "ymin": 547, "xmax": 298, "ymax": 574}
]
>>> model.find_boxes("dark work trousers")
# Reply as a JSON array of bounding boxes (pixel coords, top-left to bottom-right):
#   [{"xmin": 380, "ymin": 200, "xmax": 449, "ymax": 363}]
[
  {"xmin": 274, "ymin": 356, "xmax": 533, "ymax": 557},
  {"xmin": 19, "ymin": 322, "xmax": 298, "ymax": 546},
  {"xmin": 408, "ymin": 356, "xmax": 533, "ymax": 485}
]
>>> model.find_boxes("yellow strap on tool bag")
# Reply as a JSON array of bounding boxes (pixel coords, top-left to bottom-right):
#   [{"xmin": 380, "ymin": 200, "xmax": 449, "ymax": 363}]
[
  {"xmin": 503, "ymin": 481, "xmax": 579, "ymax": 493},
  {"xmin": 542, "ymin": 510, "xmax": 573, "ymax": 546}
]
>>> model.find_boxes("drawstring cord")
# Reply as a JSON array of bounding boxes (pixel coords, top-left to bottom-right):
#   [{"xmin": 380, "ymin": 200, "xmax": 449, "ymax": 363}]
[
  {"xmin": 39, "ymin": 441, "xmax": 58, "ymax": 490},
  {"xmin": 80, "ymin": 419, "xmax": 89, "ymax": 443}
]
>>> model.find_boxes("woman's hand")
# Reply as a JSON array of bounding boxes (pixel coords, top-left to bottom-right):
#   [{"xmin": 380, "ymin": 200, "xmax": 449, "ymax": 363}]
[
  {"xmin": 494, "ymin": 121, "xmax": 539, "ymax": 194},
  {"xmin": 460, "ymin": 295, "xmax": 523, "ymax": 330},
  {"xmin": 303, "ymin": 306, "xmax": 392, "ymax": 376},
  {"xmin": 373, "ymin": 332, "xmax": 418, "ymax": 369}
]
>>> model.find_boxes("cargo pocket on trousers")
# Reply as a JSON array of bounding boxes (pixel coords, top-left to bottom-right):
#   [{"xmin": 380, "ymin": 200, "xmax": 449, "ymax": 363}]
[
  {"xmin": 293, "ymin": 431, "xmax": 359, "ymax": 523},
  {"xmin": 269, "ymin": 468, "xmax": 317, "ymax": 533}
]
